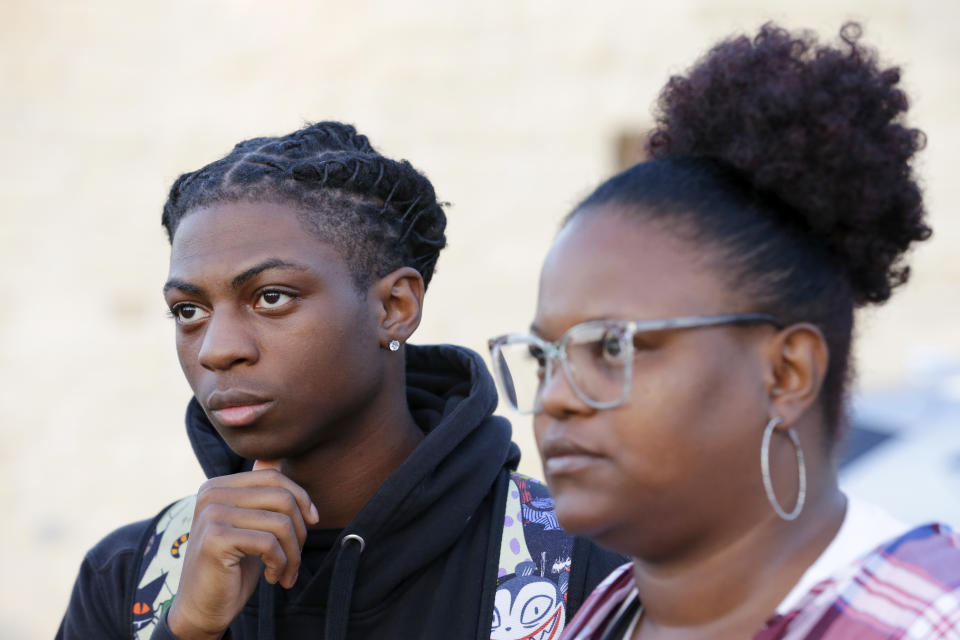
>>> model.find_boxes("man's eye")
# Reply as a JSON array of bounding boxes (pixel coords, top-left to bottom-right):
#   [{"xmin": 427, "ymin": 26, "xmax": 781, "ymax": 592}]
[
  {"xmin": 171, "ymin": 304, "xmax": 210, "ymax": 326},
  {"xmin": 256, "ymin": 290, "xmax": 294, "ymax": 309}
]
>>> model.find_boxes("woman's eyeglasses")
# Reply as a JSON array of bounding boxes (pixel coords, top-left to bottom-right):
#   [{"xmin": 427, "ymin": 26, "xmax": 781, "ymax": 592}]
[{"xmin": 487, "ymin": 313, "xmax": 783, "ymax": 414}]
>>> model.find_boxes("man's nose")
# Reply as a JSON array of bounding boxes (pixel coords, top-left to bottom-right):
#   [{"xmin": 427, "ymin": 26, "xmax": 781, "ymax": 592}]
[{"xmin": 197, "ymin": 308, "xmax": 259, "ymax": 371}]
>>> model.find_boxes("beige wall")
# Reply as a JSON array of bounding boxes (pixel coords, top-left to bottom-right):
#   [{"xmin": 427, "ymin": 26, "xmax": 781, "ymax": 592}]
[{"xmin": 2, "ymin": 1, "xmax": 958, "ymax": 637}]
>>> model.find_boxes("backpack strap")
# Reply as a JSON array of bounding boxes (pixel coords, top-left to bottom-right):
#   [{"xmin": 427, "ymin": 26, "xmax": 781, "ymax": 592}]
[
  {"xmin": 130, "ymin": 495, "xmax": 197, "ymax": 640},
  {"xmin": 131, "ymin": 476, "xmax": 573, "ymax": 639},
  {"xmin": 490, "ymin": 472, "xmax": 573, "ymax": 640}
]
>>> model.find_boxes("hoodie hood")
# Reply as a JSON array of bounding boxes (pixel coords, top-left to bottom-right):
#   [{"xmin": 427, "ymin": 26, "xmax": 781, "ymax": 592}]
[{"xmin": 183, "ymin": 342, "xmax": 520, "ymax": 610}]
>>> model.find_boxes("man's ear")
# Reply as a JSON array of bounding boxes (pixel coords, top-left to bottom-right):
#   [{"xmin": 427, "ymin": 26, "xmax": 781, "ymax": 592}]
[
  {"xmin": 371, "ymin": 267, "xmax": 425, "ymax": 348},
  {"xmin": 763, "ymin": 322, "xmax": 830, "ymax": 426}
]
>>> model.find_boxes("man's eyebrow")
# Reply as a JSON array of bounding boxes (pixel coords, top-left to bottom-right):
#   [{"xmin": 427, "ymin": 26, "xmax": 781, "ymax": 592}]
[
  {"xmin": 163, "ymin": 279, "xmax": 205, "ymax": 296},
  {"xmin": 231, "ymin": 258, "xmax": 310, "ymax": 289},
  {"xmin": 162, "ymin": 259, "xmax": 311, "ymax": 297}
]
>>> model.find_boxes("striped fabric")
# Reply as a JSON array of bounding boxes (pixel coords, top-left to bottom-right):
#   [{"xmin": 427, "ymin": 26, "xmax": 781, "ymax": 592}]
[{"xmin": 563, "ymin": 524, "xmax": 960, "ymax": 639}]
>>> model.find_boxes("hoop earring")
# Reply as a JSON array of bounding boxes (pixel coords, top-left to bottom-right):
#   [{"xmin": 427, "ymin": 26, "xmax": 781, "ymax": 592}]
[
  {"xmin": 388, "ymin": 339, "xmax": 401, "ymax": 352},
  {"xmin": 760, "ymin": 416, "xmax": 806, "ymax": 521}
]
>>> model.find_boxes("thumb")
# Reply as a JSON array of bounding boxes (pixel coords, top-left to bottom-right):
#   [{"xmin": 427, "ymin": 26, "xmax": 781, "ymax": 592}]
[{"xmin": 252, "ymin": 459, "xmax": 283, "ymax": 472}]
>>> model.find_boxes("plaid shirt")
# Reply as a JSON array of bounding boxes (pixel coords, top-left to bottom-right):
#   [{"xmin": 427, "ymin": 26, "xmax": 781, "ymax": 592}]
[{"xmin": 563, "ymin": 524, "xmax": 960, "ymax": 639}]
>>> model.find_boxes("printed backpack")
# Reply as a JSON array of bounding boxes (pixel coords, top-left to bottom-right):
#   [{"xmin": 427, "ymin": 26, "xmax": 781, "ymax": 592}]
[{"xmin": 131, "ymin": 472, "xmax": 573, "ymax": 640}]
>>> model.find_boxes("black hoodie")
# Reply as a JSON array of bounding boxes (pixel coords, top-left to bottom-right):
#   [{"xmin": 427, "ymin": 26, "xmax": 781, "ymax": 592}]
[{"xmin": 58, "ymin": 344, "xmax": 624, "ymax": 640}]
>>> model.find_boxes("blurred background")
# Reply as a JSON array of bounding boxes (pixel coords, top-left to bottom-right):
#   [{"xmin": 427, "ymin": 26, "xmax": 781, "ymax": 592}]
[{"xmin": 2, "ymin": 1, "xmax": 959, "ymax": 638}]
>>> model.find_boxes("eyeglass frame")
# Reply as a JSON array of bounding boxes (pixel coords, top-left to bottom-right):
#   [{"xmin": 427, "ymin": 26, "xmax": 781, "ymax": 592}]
[{"xmin": 487, "ymin": 313, "xmax": 784, "ymax": 414}]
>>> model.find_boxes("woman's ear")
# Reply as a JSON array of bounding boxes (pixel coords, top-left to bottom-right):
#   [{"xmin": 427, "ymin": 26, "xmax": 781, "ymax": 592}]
[
  {"xmin": 371, "ymin": 267, "xmax": 425, "ymax": 348},
  {"xmin": 763, "ymin": 323, "xmax": 830, "ymax": 426}
]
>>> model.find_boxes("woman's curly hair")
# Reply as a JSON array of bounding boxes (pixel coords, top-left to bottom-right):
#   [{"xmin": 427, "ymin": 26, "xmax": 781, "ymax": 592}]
[
  {"xmin": 648, "ymin": 22, "xmax": 930, "ymax": 306},
  {"xmin": 571, "ymin": 23, "xmax": 931, "ymax": 437}
]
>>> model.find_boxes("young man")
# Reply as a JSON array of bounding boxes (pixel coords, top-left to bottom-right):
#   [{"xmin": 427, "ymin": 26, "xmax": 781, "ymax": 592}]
[{"xmin": 57, "ymin": 121, "xmax": 623, "ymax": 640}]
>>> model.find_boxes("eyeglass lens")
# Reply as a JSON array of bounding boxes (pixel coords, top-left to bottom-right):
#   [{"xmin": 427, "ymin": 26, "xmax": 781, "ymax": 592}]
[{"xmin": 494, "ymin": 325, "xmax": 631, "ymax": 412}]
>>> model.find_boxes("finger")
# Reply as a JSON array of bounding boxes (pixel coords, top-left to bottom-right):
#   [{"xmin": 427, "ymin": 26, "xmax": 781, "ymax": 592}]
[
  {"xmin": 205, "ymin": 523, "xmax": 289, "ymax": 585},
  {"xmin": 200, "ymin": 472, "xmax": 319, "ymax": 525},
  {"xmin": 197, "ymin": 487, "xmax": 309, "ymax": 545},
  {"xmin": 201, "ymin": 504, "xmax": 303, "ymax": 587},
  {"xmin": 252, "ymin": 459, "xmax": 282, "ymax": 472}
]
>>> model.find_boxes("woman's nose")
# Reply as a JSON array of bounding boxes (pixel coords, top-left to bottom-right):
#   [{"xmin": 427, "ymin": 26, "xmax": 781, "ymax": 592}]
[{"xmin": 537, "ymin": 359, "xmax": 593, "ymax": 417}]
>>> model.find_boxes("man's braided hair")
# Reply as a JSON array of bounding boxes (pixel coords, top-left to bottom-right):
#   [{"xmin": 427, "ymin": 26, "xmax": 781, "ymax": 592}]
[{"xmin": 161, "ymin": 121, "xmax": 447, "ymax": 290}]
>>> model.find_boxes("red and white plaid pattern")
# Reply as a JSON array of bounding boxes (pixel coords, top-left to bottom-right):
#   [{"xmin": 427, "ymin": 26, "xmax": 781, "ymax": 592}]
[{"xmin": 563, "ymin": 524, "xmax": 960, "ymax": 639}]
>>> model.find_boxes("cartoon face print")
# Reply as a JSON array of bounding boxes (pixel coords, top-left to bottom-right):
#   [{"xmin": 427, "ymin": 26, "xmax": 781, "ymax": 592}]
[
  {"xmin": 491, "ymin": 564, "xmax": 565, "ymax": 640},
  {"xmin": 132, "ymin": 572, "xmax": 166, "ymax": 631}
]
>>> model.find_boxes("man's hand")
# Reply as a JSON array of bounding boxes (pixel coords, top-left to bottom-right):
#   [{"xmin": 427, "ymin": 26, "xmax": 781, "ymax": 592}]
[{"xmin": 166, "ymin": 460, "xmax": 319, "ymax": 640}]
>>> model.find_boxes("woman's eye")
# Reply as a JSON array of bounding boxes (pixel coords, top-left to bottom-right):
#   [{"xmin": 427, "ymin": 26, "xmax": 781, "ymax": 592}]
[
  {"xmin": 171, "ymin": 304, "xmax": 210, "ymax": 326},
  {"xmin": 632, "ymin": 333, "xmax": 656, "ymax": 352},
  {"xmin": 600, "ymin": 331, "xmax": 630, "ymax": 364},
  {"xmin": 256, "ymin": 290, "xmax": 294, "ymax": 309},
  {"xmin": 529, "ymin": 345, "xmax": 548, "ymax": 374}
]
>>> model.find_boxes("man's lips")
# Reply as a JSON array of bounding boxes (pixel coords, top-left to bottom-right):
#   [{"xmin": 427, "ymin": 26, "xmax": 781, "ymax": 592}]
[
  {"xmin": 210, "ymin": 402, "xmax": 275, "ymax": 427},
  {"xmin": 206, "ymin": 390, "xmax": 274, "ymax": 427}
]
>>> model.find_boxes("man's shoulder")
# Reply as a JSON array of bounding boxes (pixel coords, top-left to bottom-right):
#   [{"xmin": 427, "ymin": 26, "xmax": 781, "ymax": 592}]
[
  {"xmin": 83, "ymin": 495, "xmax": 196, "ymax": 575},
  {"xmin": 58, "ymin": 513, "xmax": 173, "ymax": 640},
  {"xmin": 83, "ymin": 518, "xmax": 157, "ymax": 572},
  {"xmin": 495, "ymin": 471, "xmax": 626, "ymax": 633},
  {"xmin": 503, "ymin": 471, "xmax": 624, "ymax": 565}
]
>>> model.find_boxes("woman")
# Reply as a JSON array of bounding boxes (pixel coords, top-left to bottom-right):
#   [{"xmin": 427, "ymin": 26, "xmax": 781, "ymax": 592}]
[
  {"xmin": 58, "ymin": 121, "xmax": 623, "ymax": 640},
  {"xmin": 489, "ymin": 24, "xmax": 959, "ymax": 639}
]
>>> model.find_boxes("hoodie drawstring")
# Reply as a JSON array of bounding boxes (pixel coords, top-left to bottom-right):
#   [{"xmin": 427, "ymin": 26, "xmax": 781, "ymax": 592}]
[
  {"xmin": 324, "ymin": 533, "xmax": 365, "ymax": 640},
  {"xmin": 256, "ymin": 534, "xmax": 364, "ymax": 640},
  {"xmin": 258, "ymin": 575, "xmax": 276, "ymax": 640}
]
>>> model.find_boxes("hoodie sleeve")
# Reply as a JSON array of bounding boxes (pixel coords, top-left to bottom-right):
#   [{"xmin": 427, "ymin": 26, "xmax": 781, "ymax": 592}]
[
  {"xmin": 56, "ymin": 519, "xmax": 152, "ymax": 640},
  {"xmin": 566, "ymin": 536, "xmax": 630, "ymax": 623},
  {"xmin": 148, "ymin": 608, "xmax": 187, "ymax": 640}
]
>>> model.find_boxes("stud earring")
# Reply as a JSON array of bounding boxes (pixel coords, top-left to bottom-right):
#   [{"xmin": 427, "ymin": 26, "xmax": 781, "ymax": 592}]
[{"xmin": 388, "ymin": 340, "xmax": 401, "ymax": 352}]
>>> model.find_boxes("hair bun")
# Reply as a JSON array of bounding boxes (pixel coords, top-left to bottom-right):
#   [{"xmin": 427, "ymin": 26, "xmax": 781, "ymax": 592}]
[{"xmin": 647, "ymin": 22, "xmax": 930, "ymax": 305}]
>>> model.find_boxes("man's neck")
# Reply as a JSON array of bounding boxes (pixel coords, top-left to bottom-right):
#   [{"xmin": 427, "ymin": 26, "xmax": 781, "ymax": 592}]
[{"xmin": 280, "ymin": 399, "xmax": 425, "ymax": 529}]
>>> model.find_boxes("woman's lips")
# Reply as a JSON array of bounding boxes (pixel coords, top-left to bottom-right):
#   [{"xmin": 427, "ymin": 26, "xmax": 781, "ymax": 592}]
[
  {"xmin": 543, "ymin": 453, "xmax": 598, "ymax": 476},
  {"xmin": 210, "ymin": 401, "xmax": 275, "ymax": 427},
  {"xmin": 540, "ymin": 437, "xmax": 601, "ymax": 476}
]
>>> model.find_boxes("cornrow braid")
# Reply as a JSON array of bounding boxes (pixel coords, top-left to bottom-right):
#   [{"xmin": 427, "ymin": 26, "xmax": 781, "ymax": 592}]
[{"xmin": 161, "ymin": 121, "xmax": 447, "ymax": 289}]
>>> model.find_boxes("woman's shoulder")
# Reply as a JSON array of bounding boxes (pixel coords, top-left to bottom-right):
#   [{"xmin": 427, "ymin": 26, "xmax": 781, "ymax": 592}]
[
  {"xmin": 770, "ymin": 523, "xmax": 960, "ymax": 639},
  {"xmin": 868, "ymin": 522, "xmax": 960, "ymax": 592}
]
